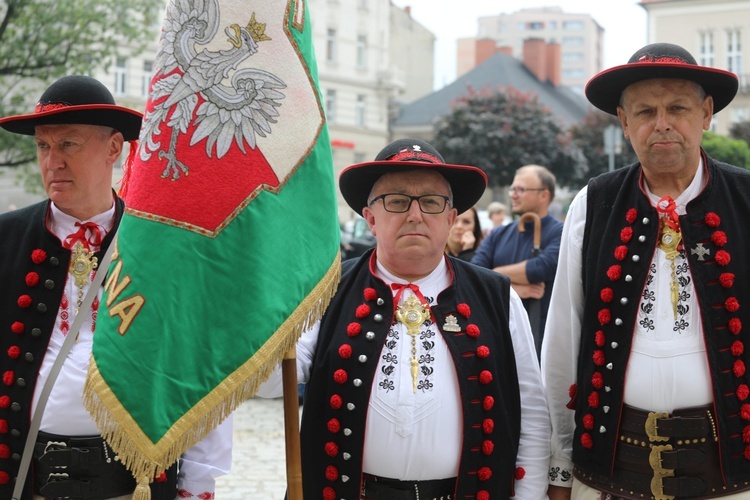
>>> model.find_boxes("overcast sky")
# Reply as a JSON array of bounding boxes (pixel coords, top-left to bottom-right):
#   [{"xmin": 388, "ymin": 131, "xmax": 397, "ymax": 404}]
[{"xmin": 390, "ymin": 0, "xmax": 648, "ymax": 89}]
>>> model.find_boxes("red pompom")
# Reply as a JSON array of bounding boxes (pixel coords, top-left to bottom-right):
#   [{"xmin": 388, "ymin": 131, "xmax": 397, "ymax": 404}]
[
  {"xmin": 457, "ymin": 303, "xmax": 471, "ymax": 318},
  {"xmin": 355, "ymin": 304, "xmax": 371, "ymax": 318},
  {"xmin": 338, "ymin": 344, "xmax": 352, "ymax": 359},
  {"xmin": 482, "ymin": 439, "xmax": 494, "ymax": 455},
  {"xmin": 606, "ymin": 265, "xmax": 622, "ymax": 281},
  {"xmin": 482, "ymin": 396, "xmax": 495, "ymax": 411},
  {"xmin": 593, "ymin": 350, "xmax": 605, "ymax": 367},
  {"xmin": 705, "ymin": 212, "xmax": 721, "ymax": 227},
  {"xmin": 743, "ymin": 426, "xmax": 750, "ymax": 443},
  {"xmin": 154, "ymin": 472, "xmax": 167, "ymax": 483},
  {"xmin": 738, "ymin": 384, "xmax": 750, "ymax": 401},
  {"xmin": 25, "ymin": 272, "xmax": 40, "ymax": 287},
  {"xmin": 333, "ymin": 369, "xmax": 348, "ymax": 384},
  {"xmin": 322, "ymin": 487, "xmax": 336, "ymax": 500},
  {"xmin": 715, "ymin": 250, "xmax": 731, "ymax": 266},
  {"xmin": 598, "ymin": 309, "xmax": 611, "ymax": 325},
  {"xmin": 330, "ymin": 394, "xmax": 343, "ymax": 410},
  {"xmin": 0, "ymin": 420, "xmax": 7, "ymax": 434},
  {"xmin": 620, "ymin": 226, "xmax": 633, "ymax": 243},
  {"xmin": 327, "ymin": 418, "xmax": 341, "ymax": 433},
  {"xmin": 476, "ymin": 491, "xmax": 490, "ymax": 500},
  {"xmin": 614, "ymin": 245, "xmax": 628, "ymax": 261},
  {"xmin": 515, "ymin": 467, "xmax": 526, "ymax": 480},
  {"xmin": 588, "ymin": 391, "xmax": 600, "ymax": 408},
  {"xmin": 325, "ymin": 465, "xmax": 339, "ymax": 481},
  {"xmin": 730, "ymin": 318, "xmax": 743, "ymax": 335},
  {"xmin": 591, "ymin": 372, "xmax": 604, "ymax": 389},
  {"xmin": 626, "ymin": 209, "xmax": 638, "ymax": 224},
  {"xmin": 325, "ymin": 442, "xmax": 339, "ymax": 457},
  {"xmin": 600, "ymin": 288, "xmax": 614, "ymax": 303},
  {"xmin": 477, "ymin": 466, "xmax": 492, "ymax": 481},
  {"xmin": 466, "ymin": 324, "xmax": 480, "ymax": 338},
  {"xmin": 346, "ymin": 322, "xmax": 361, "ymax": 337},
  {"xmin": 734, "ymin": 360, "xmax": 746, "ymax": 378},
  {"xmin": 0, "ymin": 471, "xmax": 9, "ymax": 485},
  {"xmin": 581, "ymin": 433, "xmax": 593, "ymax": 449},
  {"xmin": 712, "ymin": 231, "xmax": 728, "ymax": 247},
  {"xmin": 17, "ymin": 295, "xmax": 32, "ymax": 308},
  {"xmin": 0, "ymin": 396, "xmax": 9, "ymax": 409},
  {"xmin": 363, "ymin": 288, "xmax": 378, "ymax": 301},
  {"xmin": 744, "ymin": 446, "xmax": 750, "ymax": 461},
  {"xmin": 479, "ymin": 370, "xmax": 493, "ymax": 384},
  {"xmin": 0, "ymin": 445, "xmax": 9, "ymax": 459},
  {"xmin": 726, "ymin": 297, "xmax": 740, "ymax": 312},
  {"xmin": 720, "ymin": 273, "xmax": 736, "ymax": 288},
  {"xmin": 595, "ymin": 330, "xmax": 606, "ymax": 347},
  {"xmin": 10, "ymin": 322, "xmax": 24, "ymax": 335},
  {"xmin": 2, "ymin": 372, "xmax": 13, "ymax": 386},
  {"xmin": 583, "ymin": 413, "xmax": 594, "ymax": 430},
  {"xmin": 31, "ymin": 249, "xmax": 47, "ymax": 264},
  {"xmin": 476, "ymin": 345, "xmax": 490, "ymax": 358},
  {"xmin": 483, "ymin": 418, "xmax": 495, "ymax": 434},
  {"xmin": 732, "ymin": 341, "xmax": 745, "ymax": 357},
  {"xmin": 741, "ymin": 404, "xmax": 750, "ymax": 421}
]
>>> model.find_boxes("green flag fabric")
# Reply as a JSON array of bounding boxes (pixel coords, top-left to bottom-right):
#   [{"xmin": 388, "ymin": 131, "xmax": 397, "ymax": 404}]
[{"xmin": 84, "ymin": 0, "xmax": 340, "ymax": 496}]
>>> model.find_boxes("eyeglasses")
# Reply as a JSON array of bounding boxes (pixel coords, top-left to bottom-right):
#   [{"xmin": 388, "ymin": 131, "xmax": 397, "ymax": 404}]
[
  {"xmin": 369, "ymin": 193, "xmax": 451, "ymax": 214},
  {"xmin": 508, "ymin": 186, "xmax": 546, "ymax": 195}
]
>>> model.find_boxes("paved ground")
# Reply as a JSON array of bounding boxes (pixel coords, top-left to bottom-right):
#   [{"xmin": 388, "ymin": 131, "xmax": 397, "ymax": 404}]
[{"xmin": 215, "ymin": 397, "xmax": 294, "ymax": 499}]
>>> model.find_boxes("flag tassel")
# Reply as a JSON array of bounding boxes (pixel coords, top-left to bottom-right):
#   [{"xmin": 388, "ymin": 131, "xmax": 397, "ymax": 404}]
[{"xmin": 133, "ymin": 476, "xmax": 151, "ymax": 500}]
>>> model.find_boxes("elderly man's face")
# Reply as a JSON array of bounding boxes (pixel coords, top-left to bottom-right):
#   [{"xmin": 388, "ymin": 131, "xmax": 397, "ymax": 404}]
[
  {"xmin": 617, "ymin": 78, "xmax": 712, "ymax": 178},
  {"xmin": 35, "ymin": 123, "xmax": 123, "ymax": 220},
  {"xmin": 362, "ymin": 169, "xmax": 456, "ymax": 280}
]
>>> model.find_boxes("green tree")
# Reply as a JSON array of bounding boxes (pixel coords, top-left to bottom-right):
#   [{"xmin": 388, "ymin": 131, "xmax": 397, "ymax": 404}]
[
  {"xmin": 431, "ymin": 86, "xmax": 587, "ymax": 191},
  {"xmin": 0, "ymin": 0, "xmax": 161, "ymax": 189},
  {"xmin": 702, "ymin": 131, "xmax": 750, "ymax": 169},
  {"xmin": 729, "ymin": 120, "xmax": 750, "ymax": 146},
  {"xmin": 568, "ymin": 110, "xmax": 637, "ymax": 180}
]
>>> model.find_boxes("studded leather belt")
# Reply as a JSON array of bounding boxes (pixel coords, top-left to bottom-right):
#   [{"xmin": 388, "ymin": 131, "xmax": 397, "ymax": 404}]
[
  {"xmin": 574, "ymin": 404, "xmax": 750, "ymax": 499},
  {"xmin": 361, "ymin": 473, "xmax": 456, "ymax": 500}
]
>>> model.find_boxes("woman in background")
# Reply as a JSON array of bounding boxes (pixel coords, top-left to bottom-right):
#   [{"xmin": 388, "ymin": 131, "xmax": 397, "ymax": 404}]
[{"xmin": 445, "ymin": 206, "xmax": 484, "ymax": 262}]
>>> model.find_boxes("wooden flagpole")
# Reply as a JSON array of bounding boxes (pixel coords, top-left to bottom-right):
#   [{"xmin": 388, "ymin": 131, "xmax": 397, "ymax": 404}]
[{"xmin": 282, "ymin": 347, "xmax": 303, "ymax": 500}]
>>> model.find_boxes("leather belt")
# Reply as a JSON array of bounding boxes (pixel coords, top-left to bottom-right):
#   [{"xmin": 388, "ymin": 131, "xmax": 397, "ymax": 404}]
[
  {"xmin": 361, "ymin": 473, "xmax": 456, "ymax": 500},
  {"xmin": 574, "ymin": 404, "xmax": 750, "ymax": 499}
]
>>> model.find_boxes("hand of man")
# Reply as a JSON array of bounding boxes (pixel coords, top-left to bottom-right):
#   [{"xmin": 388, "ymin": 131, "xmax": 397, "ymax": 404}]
[
  {"xmin": 547, "ymin": 485, "xmax": 572, "ymax": 500},
  {"xmin": 511, "ymin": 282, "xmax": 545, "ymax": 299},
  {"xmin": 460, "ymin": 231, "xmax": 476, "ymax": 251}
]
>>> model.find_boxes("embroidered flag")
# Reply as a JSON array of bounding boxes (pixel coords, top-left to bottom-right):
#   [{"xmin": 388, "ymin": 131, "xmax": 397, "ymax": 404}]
[{"xmin": 84, "ymin": 0, "xmax": 339, "ymax": 496}]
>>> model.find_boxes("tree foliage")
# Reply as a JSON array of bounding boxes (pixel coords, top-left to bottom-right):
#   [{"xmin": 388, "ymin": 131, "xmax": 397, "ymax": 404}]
[
  {"xmin": 430, "ymin": 86, "xmax": 587, "ymax": 190},
  {"xmin": 568, "ymin": 110, "xmax": 638, "ymax": 182},
  {"xmin": 702, "ymin": 131, "xmax": 750, "ymax": 169},
  {"xmin": 0, "ymin": 0, "xmax": 161, "ymax": 176},
  {"xmin": 729, "ymin": 120, "xmax": 750, "ymax": 146}
]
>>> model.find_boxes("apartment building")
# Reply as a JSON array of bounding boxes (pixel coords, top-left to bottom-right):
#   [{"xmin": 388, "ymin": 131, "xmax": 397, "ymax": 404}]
[
  {"xmin": 640, "ymin": 0, "xmax": 750, "ymax": 136},
  {"xmin": 458, "ymin": 7, "xmax": 603, "ymax": 95}
]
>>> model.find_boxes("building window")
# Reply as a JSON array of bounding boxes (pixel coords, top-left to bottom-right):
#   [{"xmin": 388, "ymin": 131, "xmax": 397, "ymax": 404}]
[
  {"xmin": 728, "ymin": 29, "xmax": 741, "ymax": 74},
  {"xmin": 562, "ymin": 68, "xmax": 585, "ymax": 78},
  {"xmin": 356, "ymin": 35, "xmax": 367, "ymax": 69},
  {"xmin": 700, "ymin": 31, "xmax": 714, "ymax": 67},
  {"xmin": 731, "ymin": 106, "xmax": 749, "ymax": 123},
  {"xmin": 528, "ymin": 22, "xmax": 543, "ymax": 30},
  {"xmin": 562, "ymin": 52, "xmax": 585, "ymax": 62},
  {"xmin": 326, "ymin": 29, "xmax": 337, "ymax": 63},
  {"xmin": 141, "ymin": 60, "xmax": 153, "ymax": 98},
  {"xmin": 114, "ymin": 58, "xmax": 127, "ymax": 95},
  {"xmin": 563, "ymin": 20, "xmax": 584, "ymax": 30},
  {"xmin": 549, "ymin": 21, "xmax": 557, "ymax": 30},
  {"xmin": 355, "ymin": 94, "xmax": 366, "ymax": 128},
  {"xmin": 325, "ymin": 89, "xmax": 336, "ymax": 123},
  {"xmin": 562, "ymin": 37, "xmax": 584, "ymax": 46},
  {"xmin": 517, "ymin": 22, "xmax": 525, "ymax": 30}
]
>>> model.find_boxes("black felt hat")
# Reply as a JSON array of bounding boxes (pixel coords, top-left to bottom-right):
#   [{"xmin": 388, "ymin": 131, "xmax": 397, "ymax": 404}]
[
  {"xmin": 0, "ymin": 75, "xmax": 143, "ymax": 140},
  {"xmin": 339, "ymin": 138, "xmax": 487, "ymax": 216},
  {"xmin": 586, "ymin": 42, "xmax": 738, "ymax": 116}
]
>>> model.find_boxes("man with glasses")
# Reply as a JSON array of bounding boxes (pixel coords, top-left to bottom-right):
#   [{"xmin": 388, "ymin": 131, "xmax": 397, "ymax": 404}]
[
  {"xmin": 256, "ymin": 138, "xmax": 550, "ymax": 499},
  {"xmin": 472, "ymin": 165, "xmax": 563, "ymax": 359}
]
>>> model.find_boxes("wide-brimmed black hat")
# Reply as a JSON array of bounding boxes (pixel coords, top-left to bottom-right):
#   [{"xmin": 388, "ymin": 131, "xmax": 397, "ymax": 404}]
[
  {"xmin": 586, "ymin": 42, "xmax": 738, "ymax": 116},
  {"xmin": 339, "ymin": 138, "xmax": 487, "ymax": 216},
  {"xmin": 0, "ymin": 75, "xmax": 143, "ymax": 140}
]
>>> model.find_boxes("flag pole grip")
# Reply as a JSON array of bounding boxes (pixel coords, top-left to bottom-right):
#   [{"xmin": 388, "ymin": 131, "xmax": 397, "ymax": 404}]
[{"xmin": 282, "ymin": 347, "xmax": 303, "ymax": 500}]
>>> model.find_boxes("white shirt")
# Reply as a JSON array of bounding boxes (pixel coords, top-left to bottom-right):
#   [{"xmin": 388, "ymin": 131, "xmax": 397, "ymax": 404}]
[
  {"xmin": 257, "ymin": 256, "xmax": 551, "ymax": 498},
  {"xmin": 38, "ymin": 201, "xmax": 232, "ymax": 496},
  {"xmin": 542, "ymin": 162, "xmax": 710, "ymax": 484}
]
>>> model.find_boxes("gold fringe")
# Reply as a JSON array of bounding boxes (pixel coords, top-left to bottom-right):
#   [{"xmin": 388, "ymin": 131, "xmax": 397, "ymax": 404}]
[
  {"xmin": 133, "ymin": 476, "xmax": 151, "ymax": 500},
  {"xmin": 83, "ymin": 252, "xmax": 341, "ymax": 487}
]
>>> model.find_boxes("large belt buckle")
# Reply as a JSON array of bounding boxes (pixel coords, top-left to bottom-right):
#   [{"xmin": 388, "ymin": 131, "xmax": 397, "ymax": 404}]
[
  {"xmin": 650, "ymin": 444, "xmax": 675, "ymax": 500},
  {"xmin": 645, "ymin": 412, "xmax": 670, "ymax": 442},
  {"xmin": 44, "ymin": 440, "xmax": 67, "ymax": 454}
]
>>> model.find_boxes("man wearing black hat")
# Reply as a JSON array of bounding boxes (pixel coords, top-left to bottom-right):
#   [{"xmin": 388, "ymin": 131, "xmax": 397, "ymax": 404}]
[
  {"xmin": 257, "ymin": 138, "xmax": 550, "ymax": 499},
  {"xmin": 543, "ymin": 43, "xmax": 750, "ymax": 499},
  {"xmin": 0, "ymin": 75, "xmax": 231, "ymax": 499}
]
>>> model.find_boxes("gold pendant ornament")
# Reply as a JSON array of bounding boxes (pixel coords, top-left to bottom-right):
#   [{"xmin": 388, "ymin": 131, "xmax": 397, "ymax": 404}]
[
  {"xmin": 658, "ymin": 219, "xmax": 682, "ymax": 319},
  {"xmin": 69, "ymin": 241, "xmax": 98, "ymax": 287},
  {"xmin": 396, "ymin": 294, "xmax": 430, "ymax": 393}
]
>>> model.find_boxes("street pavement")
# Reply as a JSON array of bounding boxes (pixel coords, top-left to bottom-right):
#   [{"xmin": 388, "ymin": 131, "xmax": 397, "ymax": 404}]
[{"xmin": 215, "ymin": 397, "xmax": 293, "ymax": 499}]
